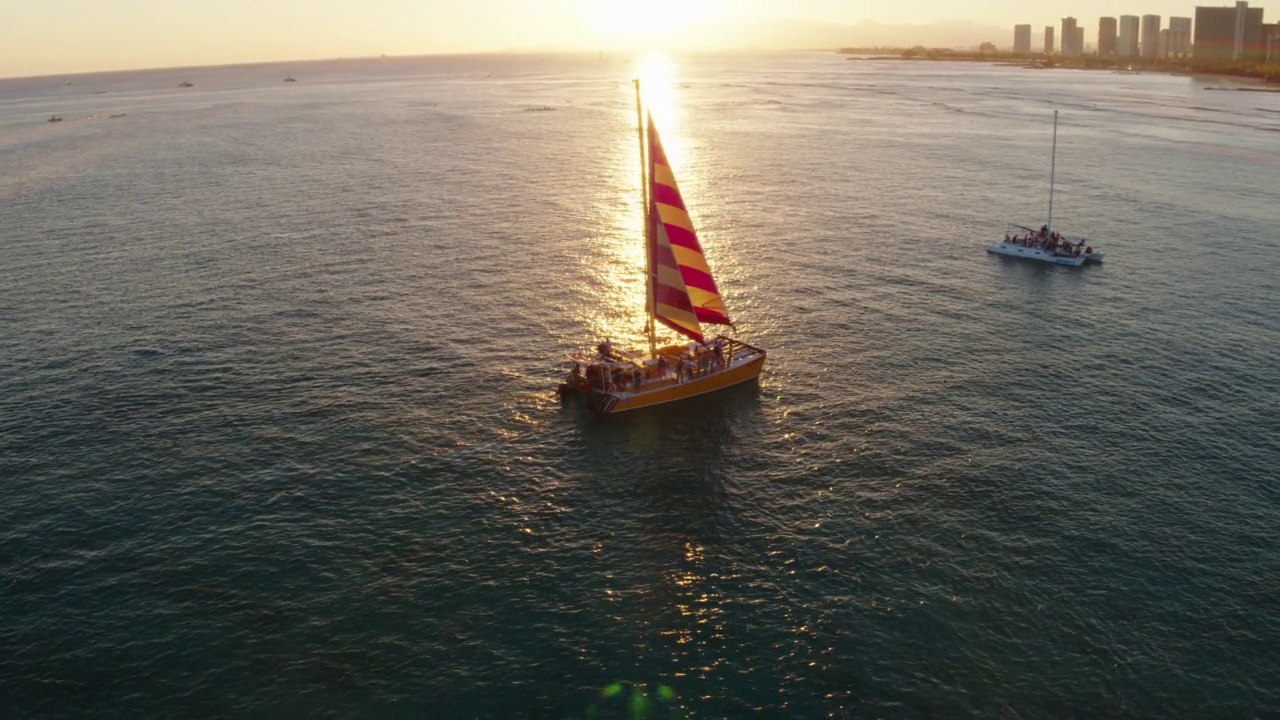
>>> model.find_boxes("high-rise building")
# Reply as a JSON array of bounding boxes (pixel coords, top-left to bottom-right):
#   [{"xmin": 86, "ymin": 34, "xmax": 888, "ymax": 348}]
[
  {"xmin": 1045, "ymin": 26, "xmax": 1056, "ymax": 54},
  {"xmin": 1169, "ymin": 17, "xmax": 1193, "ymax": 56},
  {"xmin": 1119, "ymin": 15, "xmax": 1140, "ymax": 57},
  {"xmin": 1267, "ymin": 23, "xmax": 1280, "ymax": 60},
  {"xmin": 1142, "ymin": 15, "xmax": 1162, "ymax": 58},
  {"xmin": 1099, "ymin": 17, "xmax": 1118, "ymax": 56},
  {"xmin": 1014, "ymin": 24, "xmax": 1033, "ymax": 53},
  {"xmin": 1195, "ymin": 2, "xmax": 1265, "ymax": 61},
  {"xmin": 1159, "ymin": 28, "xmax": 1171, "ymax": 57},
  {"xmin": 1062, "ymin": 17, "xmax": 1080, "ymax": 55},
  {"xmin": 1075, "ymin": 27, "xmax": 1086, "ymax": 55}
]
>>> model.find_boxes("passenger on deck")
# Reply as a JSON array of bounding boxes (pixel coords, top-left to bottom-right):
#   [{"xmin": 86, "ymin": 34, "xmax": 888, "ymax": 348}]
[
  {"xmin": 597, "ymin": 338, "xmax": 613, "ymax": 358},
  {"xmin": 713, "ymin": 339, "xmax": 725, "ymax": 367}
]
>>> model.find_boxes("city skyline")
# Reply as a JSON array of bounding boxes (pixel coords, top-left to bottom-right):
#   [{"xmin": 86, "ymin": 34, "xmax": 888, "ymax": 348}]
[
  {"xmin": 1006, "ymin": 2, "xmax": 1274, "ymax": 58},
  {"xmin": 3, "ymin": 0, "xmax": 1245, "ymax": 78}
]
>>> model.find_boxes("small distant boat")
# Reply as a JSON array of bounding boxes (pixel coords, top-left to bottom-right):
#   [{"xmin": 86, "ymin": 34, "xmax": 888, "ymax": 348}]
[
  {"xmin": 48, "ymin": 115, "xmax": 63, "ymax": 122},
  {"xmin": 523, "ymin": 105, "xmax": 556, "ymax": 112},
  {"xmin": 284, "ymin": 76, "xmax": 297, "ymax": 82},
  {"xmin": 987, "ymin": 111, "xmax": 1103, "ymax": 266},
  {"xmin": 558, "ymin": 80, "xmax": 766, "ymax": 414},
  {"xmin": 178, "ymin": 81, "xmax": 193, "ymax": 88}
]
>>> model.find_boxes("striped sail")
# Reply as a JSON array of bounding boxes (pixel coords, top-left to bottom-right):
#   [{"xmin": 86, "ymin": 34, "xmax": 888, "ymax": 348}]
[{"xmin": 647, "ymin": 113, "xmax": 730, "ymax": 343}]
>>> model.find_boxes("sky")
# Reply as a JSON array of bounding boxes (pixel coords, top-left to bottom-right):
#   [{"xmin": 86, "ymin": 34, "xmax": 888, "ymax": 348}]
[{"xmin": 2, "ymin": 0, "xmax": 1240, "ymax": 78}]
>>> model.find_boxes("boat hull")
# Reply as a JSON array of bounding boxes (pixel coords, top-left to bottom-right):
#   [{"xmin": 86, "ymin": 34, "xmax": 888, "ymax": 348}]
[
  {"xmin": 590, "ymin": 352, "xmax": 765, "ymax": 414},
  {"xmin": 986, "ymin": 242, "xmax": 1085, "ymax": 266}
]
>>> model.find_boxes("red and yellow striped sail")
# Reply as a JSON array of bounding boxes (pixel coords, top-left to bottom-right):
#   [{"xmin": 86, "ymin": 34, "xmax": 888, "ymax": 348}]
[{"xmin": 647, "ymin": 113, "xmax": 730, "ymax": 343}]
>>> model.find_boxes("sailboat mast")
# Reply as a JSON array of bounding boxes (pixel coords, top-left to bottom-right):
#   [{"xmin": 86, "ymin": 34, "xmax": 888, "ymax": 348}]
[
  {"xmin": 635, "ymin": 78, "xmax": 656, "ymax": 356},
  {"xmin": 1047, "ymin": 109, "xmax": 1058, "ymax": 231}
]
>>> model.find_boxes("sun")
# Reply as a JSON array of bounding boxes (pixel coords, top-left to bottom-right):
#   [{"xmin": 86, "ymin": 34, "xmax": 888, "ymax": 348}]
[
  {"xmin": 581, "ymin": 0, "xmax": 726, "ymax": 41},
  {"xmin": 636, "ymin": 53, "xmax": 679, "ymax": 131}
]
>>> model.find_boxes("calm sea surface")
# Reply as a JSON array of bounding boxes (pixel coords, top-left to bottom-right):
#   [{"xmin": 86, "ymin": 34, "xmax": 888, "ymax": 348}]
[{"xmin": 2, "ymin": 52, "xmax": 1277, "ymax": 717}]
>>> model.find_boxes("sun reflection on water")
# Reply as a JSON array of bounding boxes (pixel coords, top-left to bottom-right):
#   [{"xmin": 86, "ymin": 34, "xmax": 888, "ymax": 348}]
[
  {"xmin": 660, "ymin": 541, "xmax": 729, "ymax": 681},
  {"xmin": 576, "ymin": 52, "xmax": 698, "ymax": 350}
]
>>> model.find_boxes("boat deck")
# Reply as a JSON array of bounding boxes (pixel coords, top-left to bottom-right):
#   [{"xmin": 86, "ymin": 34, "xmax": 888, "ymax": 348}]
[{"xmin": 565, "ymin": 335, "xmax": 766, "ymax": 413}]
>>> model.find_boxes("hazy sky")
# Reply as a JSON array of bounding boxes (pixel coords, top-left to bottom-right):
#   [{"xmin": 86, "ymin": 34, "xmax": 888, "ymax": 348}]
[{"xmin": 4, "ymin": 0, "xmax": 1225, "ymax": 78}]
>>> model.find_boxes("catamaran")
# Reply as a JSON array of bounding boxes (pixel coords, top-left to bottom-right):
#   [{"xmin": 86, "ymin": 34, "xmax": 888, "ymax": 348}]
[
  {"xmin": 558, "ymin": 80, "xmax": 766, "ymax": 415},
  {"xmin": 987, "ymin": 111, "xmax": 1103, "ymax": 266}
]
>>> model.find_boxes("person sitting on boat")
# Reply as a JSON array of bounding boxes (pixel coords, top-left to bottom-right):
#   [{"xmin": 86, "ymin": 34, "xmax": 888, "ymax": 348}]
[
  {"xmin": 713, "ymin": 339, "xmax": 725, "ymax": 367},
  {"xmin": 1039, "ymin": 224, "xmax": 1049, "ymax": 237},
  {"xmin": 657, "ymin": 355, "xmax": 668, "ymax": 377},
  {"xmin": 597, "ymin": 339, "xmax": 613, "ymax": 358}
]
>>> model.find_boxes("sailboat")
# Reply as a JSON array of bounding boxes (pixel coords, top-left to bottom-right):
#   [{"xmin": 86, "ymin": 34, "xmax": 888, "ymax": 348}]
[
  {"xmin": 987, "ymin": 111, "xmax": 1104, "ymax": 266},
  {"xmin": 559, "ymin": 80, "xmax": 766, "ymax": 415}
]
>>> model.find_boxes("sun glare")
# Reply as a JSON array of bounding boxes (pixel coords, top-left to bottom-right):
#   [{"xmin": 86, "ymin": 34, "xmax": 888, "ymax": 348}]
[
  {"xmin": 584, "ymin": 52, "xmax": 693, "ymax": 346},
  {"xmin": 582, "ymin": 0, "xmax": 726, "ymax": 40},
  {"xmin": 637, "ymin": 53, "xmax": 678, "ymax": 130},
  {"xmin": 635, "ymin": 52, "xmax": 691, "ymax": 178}
]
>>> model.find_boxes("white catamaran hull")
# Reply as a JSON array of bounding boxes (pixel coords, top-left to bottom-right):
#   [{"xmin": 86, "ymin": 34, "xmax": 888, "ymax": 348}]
[{"xmin": 986, "ymin": 242, "xmax": 1086, "ymax": 266}]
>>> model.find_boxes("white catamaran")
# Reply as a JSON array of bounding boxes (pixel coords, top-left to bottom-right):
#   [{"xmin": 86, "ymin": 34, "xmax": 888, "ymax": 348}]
[
  {"xmin": 987, "ymin": 110, "xmax": 1104, "ymax": 267},
  {"xmin": 558, "ymin": 80, "xmax": 766, "ymax": 415}
]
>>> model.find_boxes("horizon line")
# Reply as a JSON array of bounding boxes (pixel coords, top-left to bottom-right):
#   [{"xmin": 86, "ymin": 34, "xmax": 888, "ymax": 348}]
[
  {"xmin": 1, "ymin": 48, "xmax": 845, "ymax": 83},
  {"xmin": 2, "ymin": 15, "xmax": 1023, "ymax": 81}
]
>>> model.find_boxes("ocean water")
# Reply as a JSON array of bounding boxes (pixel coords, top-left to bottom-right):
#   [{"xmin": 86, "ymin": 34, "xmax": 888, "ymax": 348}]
[{"xmin": 1, "ymin": 52, "xmax": 1277, "ymax": 716}]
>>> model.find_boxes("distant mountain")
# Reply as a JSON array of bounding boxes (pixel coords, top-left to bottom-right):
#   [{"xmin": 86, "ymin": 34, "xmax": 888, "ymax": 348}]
[
  {"xmin": 652, "ymin": 17, "xmax": 1009, "ymax": 51},
  {"xmin": 841, "ymin": 20, "xmax": 1011, "ymax": 50},
  {"xmin": 668, "ymin": 17, "xmax": 857, "ymax": 50}
]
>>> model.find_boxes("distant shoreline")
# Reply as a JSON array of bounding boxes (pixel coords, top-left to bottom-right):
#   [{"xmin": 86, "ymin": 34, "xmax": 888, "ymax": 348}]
[{"xmin": 838, "ymin": 48, "xmax": 1280, "ymax": 87}]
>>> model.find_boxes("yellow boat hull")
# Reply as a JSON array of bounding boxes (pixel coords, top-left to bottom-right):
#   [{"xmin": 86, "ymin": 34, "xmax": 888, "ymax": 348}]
[{"xmin": 591, "ymin": 353, "xmax": 765, "ymax": 414}]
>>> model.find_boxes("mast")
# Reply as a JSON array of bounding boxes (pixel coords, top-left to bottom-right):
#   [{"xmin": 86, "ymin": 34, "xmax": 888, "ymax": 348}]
[
  {"xmin": 635, "ymin": 78, "xmax": 656, "ymax": 356},
  {"xmin": 1047, "ymin": 109, "xmax": 1058, "ymax": 231}
]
